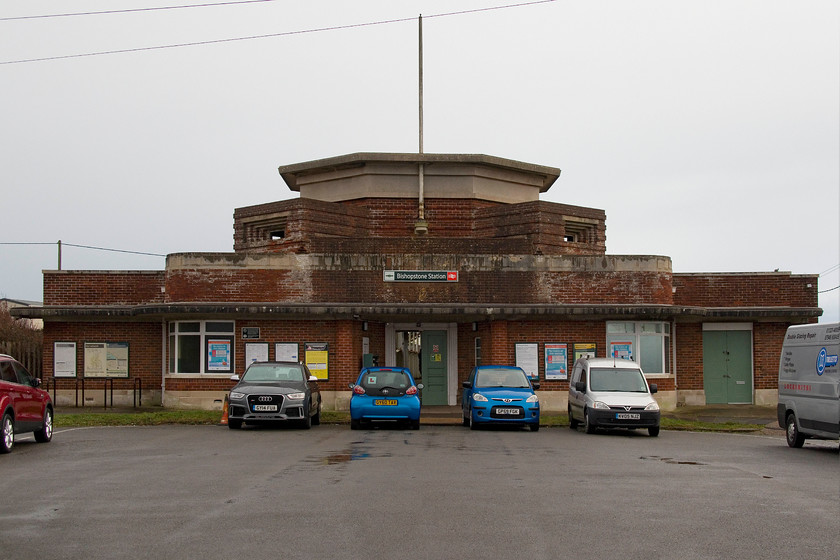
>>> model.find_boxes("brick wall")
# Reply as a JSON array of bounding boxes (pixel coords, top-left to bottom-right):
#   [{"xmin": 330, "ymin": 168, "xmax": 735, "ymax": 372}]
[
  {"xmin": 674, "ymin": 273, "xmax": 818, "ymax": 308},
  {"xmin": 44, "ymin": 271, "xmax": 165, "ymax": 305}
]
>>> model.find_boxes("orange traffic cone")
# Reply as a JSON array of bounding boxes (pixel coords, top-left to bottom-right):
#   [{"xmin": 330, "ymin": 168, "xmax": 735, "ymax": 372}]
[{"xmin": 220, "ymin": 395, "xmax": 229, "ymax": 425}]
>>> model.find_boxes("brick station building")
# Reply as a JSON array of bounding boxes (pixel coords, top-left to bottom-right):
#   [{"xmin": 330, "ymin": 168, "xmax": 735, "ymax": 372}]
[{"xmin": 20, "ymin": 153, "xmax": 821, "ymax": 412}]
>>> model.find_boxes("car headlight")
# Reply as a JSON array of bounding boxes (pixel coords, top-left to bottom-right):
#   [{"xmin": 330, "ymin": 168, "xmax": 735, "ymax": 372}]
[
  {"xmin": 645, "ymin": 401, "xmax": 660, "ymax": 411},
  {"xmin": 229, "ymin": 391, "xmax": 246, "ymax": 400},
  {"xmin": 526, "ymin": 394, "xmax": 539, "ymax": 403},
  {"xmin": 473, "ymin": 393, "xmax": 488, "ymax": 402},
  {"xmin": 286, "ymin": 392, "xmax": 306, "ymax": 400},
  {"xmin": 593, "ymin": 401, "xmax": 610, "ymax": 409}
]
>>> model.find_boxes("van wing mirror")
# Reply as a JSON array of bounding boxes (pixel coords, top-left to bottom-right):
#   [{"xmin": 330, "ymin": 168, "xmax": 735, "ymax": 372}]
[
  {"xmin": 575, "ymin": 381, "xmax": 586, "ymax": 393},
  {"xmin": 649, "ymin": 383, "xmax": 658, "ymax": 394}
]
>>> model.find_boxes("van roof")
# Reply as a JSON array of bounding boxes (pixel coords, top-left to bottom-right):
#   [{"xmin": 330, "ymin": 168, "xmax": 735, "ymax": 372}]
[{"xmin": 579, "ymin": 357, "xmax": 643, "ymax": 370}]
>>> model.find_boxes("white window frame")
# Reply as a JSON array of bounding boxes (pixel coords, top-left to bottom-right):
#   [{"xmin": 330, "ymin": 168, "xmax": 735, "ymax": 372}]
[
  {"xmin": 606, "ymin": 321, "xmax": 671, "ymax": 376},
  {"xmin": 168, "ymin": 320, "xmax": 236, "ymax": 375}
]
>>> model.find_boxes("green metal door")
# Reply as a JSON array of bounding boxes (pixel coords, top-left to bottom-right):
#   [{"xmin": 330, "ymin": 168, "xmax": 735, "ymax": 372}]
[
  {"xmin": 703, "ymin": 330, "xmax": 753, "ymax": 404},
  {"xmin": 421, "ymin": 331, "xmax": 447, "ymax": 405}
]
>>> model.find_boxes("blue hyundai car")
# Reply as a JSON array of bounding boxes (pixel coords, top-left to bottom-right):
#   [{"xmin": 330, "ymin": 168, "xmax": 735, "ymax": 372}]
[
  {"xmin": 349, "ymin": 367, "xmax": 424, "ymax": 430},
  {"xmin": 462, "ymin": 365, "xmax": 540, "ymax": 431}
]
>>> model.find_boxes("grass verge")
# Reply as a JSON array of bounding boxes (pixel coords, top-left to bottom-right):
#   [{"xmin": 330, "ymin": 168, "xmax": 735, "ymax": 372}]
[{"xmin": 55, "ymin": 410, "xmax": 765, "ymax": 433}]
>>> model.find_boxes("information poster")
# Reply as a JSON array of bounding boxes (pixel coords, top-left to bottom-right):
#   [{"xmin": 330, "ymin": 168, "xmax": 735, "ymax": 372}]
[
  {"xmin": 245, "ymin": 342, "xmax": 269, "ymax": 365},
  {"xmin": 515, "ymin": 342, "xmax": 539, "ymax": 380},
  {"xmin": 275, "ymin": 342, "xmax": 299, "ymax": 362},
  {"xmin": 54, "ymin": 342, "xmax": 77, "ymax": 378},
  {"xmin": 207, "ymin": 339, "xmax": 232, "ymax": 371},
  {"xmin": 610, "ymin": 341, "xmax": 634, "ymax": 361},
  {"xmin": 544, "ymin": 343, "xmax": 568, "ymax": 380},
  {"xmin": 574, "ymin": 343, "xmax": 597, "ymax": 362},
  {"xmin": 84, "ymin": 342, "xmax": 129, "ymax": 378},
  {"xmin": 305, "ymin": 342, "xmax": 329, "ymax": 380}
]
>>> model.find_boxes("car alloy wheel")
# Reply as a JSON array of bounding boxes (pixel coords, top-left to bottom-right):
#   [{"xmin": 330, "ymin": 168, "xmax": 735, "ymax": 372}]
[
  {"xmin": 1, "ymin": 413, "xmax": 14, "ymax": 454},
  {"xmin": 34, "ymin": 408, "xmax": 53, "ymax": 443}
]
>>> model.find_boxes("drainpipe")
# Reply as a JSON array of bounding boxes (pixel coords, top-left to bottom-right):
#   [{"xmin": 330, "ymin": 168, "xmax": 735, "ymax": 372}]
[
  {"xmin": 414, "ymin": 14, "xmax": 428, "ymax": 235},
  {"xmin": 161, "ymin": 319, "xmax": 167, "ymax": 407}
]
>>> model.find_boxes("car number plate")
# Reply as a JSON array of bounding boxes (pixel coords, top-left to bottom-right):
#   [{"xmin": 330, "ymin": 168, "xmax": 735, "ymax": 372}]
[
  {"xmin": 375, "ymin": 399, "xmax": 398, "ymax": 406},
  {"xmin": 253, "ymin": 405, "xmax": 278, "ymax": 412},
  {"xmin": 616, "ymin": 413, "xmax": 640, "ymax": 420},
  {"xmin": 496, "ymin": 408, "xmax": 519, "ymax": 415}
]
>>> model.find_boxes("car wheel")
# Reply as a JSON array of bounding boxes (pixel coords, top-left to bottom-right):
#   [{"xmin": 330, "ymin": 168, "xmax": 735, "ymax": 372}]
[
  {"xmin": 410, "ymin": 419, "xmax": 420, "ymax": 430},
  {"xmin": 228, "ymin": 418, "xmax": 242, "ymax": 429},
  {"xmin": 350, "ymin": 418, "xmax": 361, "ymax": 430},
  {"xmin": 1, "ymin": 412, "xmax": 14, "ymax": 453},
  {"xmin": 529, "ymin": 422, "xmax": 540, "ymax": 432},
  {"xmin": 568, "ymin": 405, "xmax": 579, "ymax": 429},
  {"xmin": 312, "ymin": 405, "xmax": 321, "ymax": 426},
  {"xmin": 299, "ymin": 411, "xmax": 312, "ymax": 430},
  {"xmin": 785, "ymin": 413, "xmax": 805, "ymax": 448},
  {"xmin": 462, "ymin": 407, "xmax": 469, "ymax": 427},
  {"xmin": 34, "ymin": 407, "xmax": 53, "ymax": 443},
  {"xmin": 469, "ymin": 409, "xmax": 479, "ymax": 430},
  {"xmin": 648, "ymin": 426, "xmax": 660, "ymax": 437},
  {"xmin": 584, "ymin": 409, "xmax": 596, "ymax": 434}
]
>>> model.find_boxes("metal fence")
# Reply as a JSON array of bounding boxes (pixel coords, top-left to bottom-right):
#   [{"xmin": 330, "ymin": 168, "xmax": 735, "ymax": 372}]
[{"xmin": 0, "ymin": 340, "xmax": 43, "ymax": 379}]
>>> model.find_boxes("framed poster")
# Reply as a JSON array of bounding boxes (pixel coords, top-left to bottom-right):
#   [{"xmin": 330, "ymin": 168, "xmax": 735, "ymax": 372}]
[
  {"xmin": 515, "ymin": 342, "xmax": 539, "ymax": 380},
  {"xmin": 245, "ymin": 342, "xmax": 269, "ymax": 366},
  {"xmin": 610, "ymin": 341, "xmax": 634, "ymax": 361},
  {"xmin": 84, "ymin": 342, "xmax": 129, "ymax": 378},
  {"xmin": 54, "ymin": 342, "xmax": 77, "ymax": 378},
  {"xmin": 544, "ymin": 343, "xmax": 568, "ymax": 380},
  {"xmin": 207, "ymin": 339, "xmax": 232, "ymax": 372},
  {"xmin": 275, "ymin": 342, "xmax": 299, "ymax": 362},
  {"xmin": 305, "ymin": 342, "xmax": 329, "ymax": 380},
  {"xmin": 574, "ymin": 343, "xmax": 597, "ymax": 362}
]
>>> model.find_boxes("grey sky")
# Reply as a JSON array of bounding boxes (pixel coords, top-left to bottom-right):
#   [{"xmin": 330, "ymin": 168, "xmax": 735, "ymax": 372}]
[{"xmin": 1, "ymin": 0, "xmax": 838, "ymax": 321}]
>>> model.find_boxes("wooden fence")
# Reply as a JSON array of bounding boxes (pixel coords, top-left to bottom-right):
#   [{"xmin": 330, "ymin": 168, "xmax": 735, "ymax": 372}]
[{"xmin": 0, "ymin": 340, "xmax": 43, "ymax": 379}]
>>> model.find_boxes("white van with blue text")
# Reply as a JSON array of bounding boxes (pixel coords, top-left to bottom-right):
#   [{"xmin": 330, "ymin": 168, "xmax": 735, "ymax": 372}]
[{"xmin": 777, "ymin": 322, "xmax": 840, "ymax": 448}]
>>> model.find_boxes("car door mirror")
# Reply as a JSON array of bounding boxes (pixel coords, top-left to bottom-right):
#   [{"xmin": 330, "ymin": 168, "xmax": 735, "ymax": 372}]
[
  {"xmin": 230, "ymin": 375, "xmax": 241, "ymax": 382},
  {"xmin": 462, "ymin": 381, "xmax": 472, "ymax": 389},
  {"xmin": 575, "ymin": 381, "xmax": 586, "ymax": 393},
  {"xmin": 531, "ymin": 382, "xmax": 540, "ymax": 390},
  {"xmin": 348, "ymin": 383, "xmax": 356, "ymax": 390},
  {"xmin": 308, "ymin": 375, "xmax": 318, "ymax": 382}
]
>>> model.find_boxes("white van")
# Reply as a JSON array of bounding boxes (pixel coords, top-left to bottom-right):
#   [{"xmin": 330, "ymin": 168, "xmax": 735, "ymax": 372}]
[
  {"xmin": 777, "ymin": 322, "xmax": 840, "ymax": 448},
  {"xmin": 568, "ymin": 357, "xmax": 660, "ymax": 437}
]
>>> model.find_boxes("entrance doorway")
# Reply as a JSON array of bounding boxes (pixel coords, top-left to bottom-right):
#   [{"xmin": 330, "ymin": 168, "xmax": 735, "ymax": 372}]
[
  {"xmin": 703, "ymin": 326, "xmax": 753, "ymax": 404},
  {"xmin": 386, "ymin": 323, "xmax": 457, "ymax": 406}
]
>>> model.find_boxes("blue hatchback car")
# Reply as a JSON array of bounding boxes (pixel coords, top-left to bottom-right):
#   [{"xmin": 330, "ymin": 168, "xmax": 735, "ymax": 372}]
[
  {"xmin": 349, "ymin": 367, "xmax": 423, "ymax": 430},
  {"xmin": 462, "ymin": 365, "xmax": 540, "ymax": 431}
]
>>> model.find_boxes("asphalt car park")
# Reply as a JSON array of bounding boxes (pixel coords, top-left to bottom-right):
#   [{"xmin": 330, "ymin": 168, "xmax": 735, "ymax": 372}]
[{"xmin": 1, "ymin": 424, "xmax": 837, "ymax": 560}]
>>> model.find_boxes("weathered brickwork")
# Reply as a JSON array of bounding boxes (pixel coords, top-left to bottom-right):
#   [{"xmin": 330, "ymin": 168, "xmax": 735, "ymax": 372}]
[
  {"xmin": 674, "ymin": 273, "xmax": 818, "ymax": 308},
  {"xmin": 44, "ymin": 272, "xmax": 165, "ymax": 306}
]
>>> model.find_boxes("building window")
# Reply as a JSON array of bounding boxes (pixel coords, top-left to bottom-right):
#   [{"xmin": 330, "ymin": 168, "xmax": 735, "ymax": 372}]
[
  {"xmin": 606, "ymin": 322, "xmax": 671, "ymax": 375},
  {"xmin": 168, "ymin": 321, "xmax": 235, "ymax": 374}
]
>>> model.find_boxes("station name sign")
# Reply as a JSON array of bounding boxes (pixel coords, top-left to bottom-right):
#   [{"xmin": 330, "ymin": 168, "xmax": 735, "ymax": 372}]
[{"xmin": 383, "ymin": 270, "xmax": 459, "ymax": 283}]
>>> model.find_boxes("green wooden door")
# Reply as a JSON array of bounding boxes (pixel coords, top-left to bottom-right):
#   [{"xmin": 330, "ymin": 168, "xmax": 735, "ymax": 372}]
[
  {"xmin": 703, "ymin": 330, "xmax": 753, "ymax": 404},
  {"xmin": 421, "ymin": 331, "xmax": 447, "ymax": 405}
]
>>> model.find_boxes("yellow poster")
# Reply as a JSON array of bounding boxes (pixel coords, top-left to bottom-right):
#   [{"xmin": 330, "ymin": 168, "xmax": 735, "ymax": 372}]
[{"xmin": 305, "ymin": 342, "xmax": 329, "ymax": 380}]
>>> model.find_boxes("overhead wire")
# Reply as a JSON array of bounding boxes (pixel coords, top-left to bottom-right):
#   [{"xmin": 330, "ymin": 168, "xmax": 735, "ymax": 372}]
[
  {"xmin": 0, "ymin": 0, "xmax": 280, "ymax": 21},
  {"xmin": 0, "ymin": 0, "xmax": 557, "ymax": 65}
]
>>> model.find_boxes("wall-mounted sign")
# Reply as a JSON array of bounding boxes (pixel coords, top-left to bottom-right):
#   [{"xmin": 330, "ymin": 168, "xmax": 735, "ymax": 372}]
[
  {"xmin": 241, "ymin": 327, "xmax": 261, "ymax": 340},
  {"xmin": 276, "ymin": 342, "xmax": 299, "ymax": 362},
  {"xmin": 207, "ymin": 339, "xmax": 232, "ymax": 371},
  {"xmin": 544, "ymin": 343, "xmax": 568, "ymax": 380},
  {"xmin": 515, "ymin": 342, "xmax": 539, "ymax": 380},
  {"xmin": 84, "ymin": 342, "xmax": 129, "ymax": 378},
  {"xmin": 383, "ymin": 270, "xmax": 458, "ymax": 282},
  {"xmin": 245, "ymin": 342, "xmax": 269, "ymax": 365},
  {"xmin": 54, "ymin": 342, "xmax": 77, "ymax": 378},
  {"xmin": 305, "ymin": 342, "xmax": 329, "ymax": 380},
  {"xmin": 574, "ymin": 343, "xmax": 597, "ymax": 362}
]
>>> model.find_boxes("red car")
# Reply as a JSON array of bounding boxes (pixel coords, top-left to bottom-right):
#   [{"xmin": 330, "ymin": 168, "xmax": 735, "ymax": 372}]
[{"xmin": 0, "ymin": 354, "xmax": 53, "ymax": 453}]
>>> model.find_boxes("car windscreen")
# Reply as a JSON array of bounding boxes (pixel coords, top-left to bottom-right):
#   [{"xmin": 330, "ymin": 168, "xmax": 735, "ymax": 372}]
[
  {"xmin": 361, "ymin": 370, "xmax": 411, "ymax": 390},
  {"xmin": 243, "ymin": 364, "xmax": 305, "ymax": 383},
  {"xmin": 589, "ymin": 367, "xmax": 648, "ymax": 392},
  {"xmin": 475, "ymin": 368, "xmax": 530, "ymax": 388}
]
